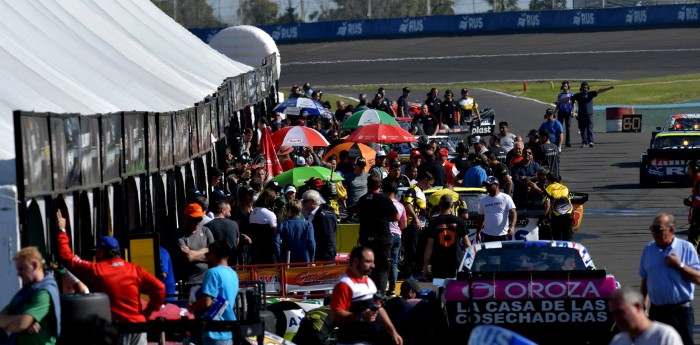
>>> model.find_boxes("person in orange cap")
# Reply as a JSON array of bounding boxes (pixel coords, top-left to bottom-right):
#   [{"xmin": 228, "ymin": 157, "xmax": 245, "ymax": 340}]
[{"xmin": 169, "ymin": 203, "xmax": 215, "ymax": 292}]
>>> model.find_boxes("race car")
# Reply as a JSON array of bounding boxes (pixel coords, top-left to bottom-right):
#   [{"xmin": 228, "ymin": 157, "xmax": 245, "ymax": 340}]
[
  {"xmin": 420, "ymin": 187, "xmax": 587, "ymax": 241},
  {"xmin": 639, "ymin": 114, "xmax": 700, "ymax": 187},
  {"xmin": 444, "ymin": 240, "xmax": 618, "ymax": 344}
]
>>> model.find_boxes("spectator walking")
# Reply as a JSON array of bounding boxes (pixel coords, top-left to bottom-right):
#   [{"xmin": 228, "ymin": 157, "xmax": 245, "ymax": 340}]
[
  {"xmin": 57, "ymin": 211, "xmax": 164, "ymax": 345},
  {"xmin": 350, "ymin": 174, "xmax": 399, "ymax": 296},
  {"xmin": 383, "ymin": 279, "xmax": 442, "ymax": 345},
  {"xmin": 384, "ymin": 181, "xmax": 407, "ymax": 296},
  {"xmin": 476, "ymin": 177, "xmax": 517, "ymax": 243},
  {"xmin": 539, "ymin": 109, "xmax": 564, "ymax": 152},
  {"xmin": 423, "ymin": 195, "xmax": 471, "ymax": 279},
  {"xmin": 554, "ymin": 81, "xmax": 575, "ymax": 148},
  {"xmin": 402, "ymin": 172, "xmax": 434, "ymax": 279},
  {"xmin": 539, "ymin": 173, "xmax": 574, "ymax": 241},
  {"xmin": 330, "ymin": 246, "xmax": 403, "ymax": 345},
  {"xmin": 608, "ymin": 286, "xmax": 683, "ymax": 345},
  {"xmin": 0, "ymin": 247, "xmax": 61, "ymax": 345},
  {"xmin": 188, "ymin": 241, "xmax": 239, "ymax": 345},
  {"xmin": 275, "ymin": 199, "xmax": 316, "ymax": 263},
  {"xmin": 572, "ymin": 82, "xmax": 614, "ymax": 147},
  {"xmin": 303, "ymin": 190, "xmax": 338, "ymax": 263},
  {"xmin": 640, "ymin": 213, "xmax": 700, "ymax": 345}
]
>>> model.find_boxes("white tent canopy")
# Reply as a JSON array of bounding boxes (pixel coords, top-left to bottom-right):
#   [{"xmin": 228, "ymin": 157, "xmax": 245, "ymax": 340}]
[
  {"xmin": 209, "ymin": 25, "xmax": 281, "ymax": 80},
  {"xmin": 0, "ymin": 0, "xmax": 255, "ymax": 171}
]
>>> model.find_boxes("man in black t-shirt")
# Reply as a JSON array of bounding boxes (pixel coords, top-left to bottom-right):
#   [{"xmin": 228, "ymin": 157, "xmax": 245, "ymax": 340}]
[
  {"xmin": 350, "ymin": 174, "xmax": 399, "ymax": 295},
  {"xmin": 535, "ymin": 130, "xmax": 560, "ymax": 179},
  {"xmin": 440, "ymin": 90, "xmax": 460, "ymax": 129},
  {"xmin": 422, "ymin": 194, "xmax": 471, "ymax": 279},
  {"xmin": 419, "ymin": 104, "xmax": 440, "ymax": 136}
]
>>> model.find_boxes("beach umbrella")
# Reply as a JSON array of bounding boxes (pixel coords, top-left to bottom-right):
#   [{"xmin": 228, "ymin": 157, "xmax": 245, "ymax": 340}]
[
  {"xmin": 345, "ymin": 124, "xmax": 417, "ymax": 144},
  {"xmin": 323, "ymin": 142, "xmax": 376, "ymax": 172},
  {"xmin": 273, "ymin": 97, "xmax": 332, "ymax": 118},
  {"xmin": 271, "ymin": 126, "xmax": 330, "ymax": 147},
  {"xmin": 271, "ymin": 166, "xmax": 344, "ymax": 187},
  {"xmin": 343, "ymin": 109, "xmax": 400, "ymax": 129}
]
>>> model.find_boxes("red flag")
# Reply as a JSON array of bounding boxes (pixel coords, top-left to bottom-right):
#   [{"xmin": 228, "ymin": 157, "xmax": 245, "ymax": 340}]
[{"xmin": 259, "ymin": 126, "xmax": 283, "ymax": 177}]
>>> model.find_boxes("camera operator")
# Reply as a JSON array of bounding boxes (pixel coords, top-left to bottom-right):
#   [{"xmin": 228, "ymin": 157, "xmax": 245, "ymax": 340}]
[{"xmin": 330, "ymin": 246, "xmax": 403, "ymax": 345}]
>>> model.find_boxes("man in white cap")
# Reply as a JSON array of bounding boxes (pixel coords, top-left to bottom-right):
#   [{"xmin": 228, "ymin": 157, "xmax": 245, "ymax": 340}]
[
  {"xmin": 471, "ymin": 136, "xmax": 488, "ymax": 155},
  {"xmin": 476, "ymin": 176, "xmax": 517, "ymax": 243},
  {"xmin": 297, "ymin": 156, "xmax": 307, "ymax": 167},
  {"xmin": 369, "ymin": 151, "xmax": 389, "ymax": 179}
]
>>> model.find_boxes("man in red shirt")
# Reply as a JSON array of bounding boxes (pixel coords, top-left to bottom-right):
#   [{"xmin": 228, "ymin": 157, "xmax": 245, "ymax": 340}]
[
  {"xmin": 56, "ymin": 210, "xmax": 164, "ymax": 345},
  {"xmin": 438, "ymin": 148, "xmax": 457, "ymax": 186},
  {"xmin": 330, "ymin": 246, "xmax": 402, "ymax": 345}
]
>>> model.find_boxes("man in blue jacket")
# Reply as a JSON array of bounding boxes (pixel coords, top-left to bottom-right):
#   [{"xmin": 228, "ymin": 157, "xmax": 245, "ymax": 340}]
[{"xmin": 276, "ymin": 199, "xmax": 316, "ymax": 263}]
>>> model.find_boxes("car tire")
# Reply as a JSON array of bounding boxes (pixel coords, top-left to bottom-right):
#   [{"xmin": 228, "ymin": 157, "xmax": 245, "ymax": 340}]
[{"xmin": 639, "ymin": 170, "xmax": 652, "ymax": 188}]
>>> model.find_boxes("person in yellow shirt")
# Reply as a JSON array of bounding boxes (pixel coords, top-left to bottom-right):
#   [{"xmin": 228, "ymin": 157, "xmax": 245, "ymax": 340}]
[{"xmin": 542, "ymin": 173, "xmax": 574, "ymax": 241}]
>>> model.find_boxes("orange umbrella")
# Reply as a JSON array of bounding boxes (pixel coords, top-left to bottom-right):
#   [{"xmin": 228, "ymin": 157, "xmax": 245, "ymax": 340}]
[{"xmin": 323, "ymin": 142, "xmax": 376, "ymax": 172}]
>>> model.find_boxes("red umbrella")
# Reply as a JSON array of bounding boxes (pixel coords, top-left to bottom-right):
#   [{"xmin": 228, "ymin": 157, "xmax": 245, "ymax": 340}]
[
  {"xmin": 345, "ymin": 124, "xmax": 418, "ymax": 143},
  {"xmin": 271, "ymin": 126, "xmax": 330, "ymax": 147}
]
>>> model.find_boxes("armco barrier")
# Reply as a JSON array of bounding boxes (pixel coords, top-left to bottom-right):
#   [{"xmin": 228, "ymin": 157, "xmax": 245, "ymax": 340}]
[{"xmin": 190, "ymin": 4, "xmax": 699, "ymax": 44}]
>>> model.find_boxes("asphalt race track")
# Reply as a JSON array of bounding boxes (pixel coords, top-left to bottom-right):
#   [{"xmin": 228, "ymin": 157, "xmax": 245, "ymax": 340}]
[{"xmin": 278, "ymin": 27, "xmax": 700, "ymax": 340}]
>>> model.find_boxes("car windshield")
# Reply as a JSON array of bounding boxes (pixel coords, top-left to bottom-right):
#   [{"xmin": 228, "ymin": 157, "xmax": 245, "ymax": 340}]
[
  {"xmin": 665, "ymin": 117, "xmax": 700, "ymax": 131},
  {"xmin": 653, "ymin": 136, "xmax": 700, "ymax": 149},
  {"xmin": 471, "ymin": 247, "xmax": 587, "ymax": 272}
]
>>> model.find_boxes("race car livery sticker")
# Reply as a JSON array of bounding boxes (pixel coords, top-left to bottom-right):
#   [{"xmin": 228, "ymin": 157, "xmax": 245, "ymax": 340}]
[
  {"xmin": 450, "ymin": 299, "xmax": 609, "ymax": 325},
  {"xmin": 445, "ymin": 277, "xmax": 617, "ymax": 301}
]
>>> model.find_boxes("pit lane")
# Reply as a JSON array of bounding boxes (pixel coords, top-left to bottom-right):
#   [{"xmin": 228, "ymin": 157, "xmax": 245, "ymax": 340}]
[{"xmin": 278, "ymin": 27, "xmax": 700, "ymax": 342}]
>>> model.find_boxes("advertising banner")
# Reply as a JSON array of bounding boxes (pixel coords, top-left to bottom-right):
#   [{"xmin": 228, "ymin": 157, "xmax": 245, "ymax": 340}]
[
  {"xmin": 257, "ymin": 267, "xmax": 283, "ymax": 294},
  {"xmin": 80, "ymin": 115, "xmax": 102, "ymax": 188},
  {"xmin": 285, "ymin": 265, "xmax": 347, "ymax": 293},
  {"xmin": 50, "ymin": 115, "xmax": 81, "ymax": 192},
  {"xmin": 19, "ymin": 114, "xmax": 52, "ymax": 196}
]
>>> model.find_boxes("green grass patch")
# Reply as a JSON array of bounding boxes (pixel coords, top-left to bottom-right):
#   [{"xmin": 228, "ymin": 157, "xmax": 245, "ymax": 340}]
[{"xmin": 297, "ymin": 73, "xmax": 700, "ymax": 106}]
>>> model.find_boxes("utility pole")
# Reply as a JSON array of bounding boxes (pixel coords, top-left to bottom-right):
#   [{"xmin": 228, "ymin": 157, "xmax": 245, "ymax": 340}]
[
  {"xmin": 426, "ymin": 0, "xmax": 431, "ymax": 15},
  {"xmin": 300, "ymin": 0, "xmax": 305, "ymax": 22},
  {"xmin": 173, "ymin": 0, "xmax": 177, "ymax": 21},
  {"xmin": 367, "ymin": 0, "xmax": 372, "ymax": 18}
]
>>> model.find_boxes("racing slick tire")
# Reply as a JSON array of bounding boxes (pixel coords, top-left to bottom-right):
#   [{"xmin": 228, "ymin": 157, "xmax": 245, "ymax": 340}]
[{"xmin": 639, "ymin": 170, "xmax": 653, "ymax": 188}]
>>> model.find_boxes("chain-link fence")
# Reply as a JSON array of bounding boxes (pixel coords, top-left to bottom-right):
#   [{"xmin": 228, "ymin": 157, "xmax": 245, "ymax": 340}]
[{"xmin": 152, "ymin": 0, "xmax": 699, "ymax": 28}]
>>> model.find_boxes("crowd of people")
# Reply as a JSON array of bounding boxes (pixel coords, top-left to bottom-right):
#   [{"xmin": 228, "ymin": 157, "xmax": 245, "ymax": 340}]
[{"xmin": 19, "ymin": 79, "xmax": 700, "ymax": 345}]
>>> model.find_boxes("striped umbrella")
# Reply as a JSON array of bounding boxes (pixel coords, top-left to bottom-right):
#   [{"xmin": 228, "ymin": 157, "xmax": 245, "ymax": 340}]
[{"xmin": 343, "ymin": 109, "xmax": 400, "ymax": 129}]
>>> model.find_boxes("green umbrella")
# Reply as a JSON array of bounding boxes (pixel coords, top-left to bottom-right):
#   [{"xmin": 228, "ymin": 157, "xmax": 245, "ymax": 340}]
[
  {"xmin": 271, "ymin": 166, "xmax": 344, "ymax": 187},
  {"xmin": 343, "ymin": 109, "xmax": 400, "ymax": 129}
]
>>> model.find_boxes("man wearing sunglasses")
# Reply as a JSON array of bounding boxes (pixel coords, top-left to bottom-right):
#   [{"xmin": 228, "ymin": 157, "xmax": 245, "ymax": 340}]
[{"xmin": 640, "ymin": 213, "xmax": 700, "ymax": 345}]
